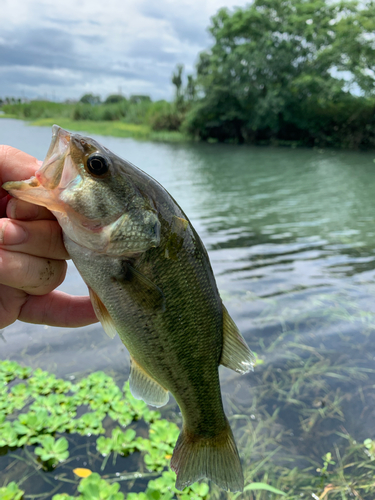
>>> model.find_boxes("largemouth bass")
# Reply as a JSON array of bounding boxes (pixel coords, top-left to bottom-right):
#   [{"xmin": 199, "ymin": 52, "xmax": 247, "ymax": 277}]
[{"xmin": 3, "ymin": 126, "xmax": 254, "ymax": 492}]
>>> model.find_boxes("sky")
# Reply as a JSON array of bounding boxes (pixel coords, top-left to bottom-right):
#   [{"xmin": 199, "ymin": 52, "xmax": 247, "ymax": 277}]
[{"xmin": 1, "ymin": 0, "xmax": 249, "ymax": 102}]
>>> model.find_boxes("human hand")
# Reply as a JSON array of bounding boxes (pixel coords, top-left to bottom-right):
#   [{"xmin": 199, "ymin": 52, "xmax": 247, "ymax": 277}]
[{"xmin": 0, "ymin": 145, "xmax": 98, "ymax": 329}]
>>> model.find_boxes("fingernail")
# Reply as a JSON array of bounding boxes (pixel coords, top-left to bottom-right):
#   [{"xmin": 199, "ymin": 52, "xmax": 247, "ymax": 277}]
[
  {"xmin": 7, "ymin": 198, "xmax": 39, "ymax": 220},
  {"xmin": 6, "ymin": 198, "xmax": 18, "ymax": 219},
  {"xmin": 0, "ymin": 220, "xmax": 27, "ymax": 245}
]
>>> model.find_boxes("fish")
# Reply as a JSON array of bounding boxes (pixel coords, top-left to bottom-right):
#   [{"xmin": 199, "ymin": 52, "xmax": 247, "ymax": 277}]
[{"xmin": 3, "ymin": 125, "xmax": 254, "ymax": 492}]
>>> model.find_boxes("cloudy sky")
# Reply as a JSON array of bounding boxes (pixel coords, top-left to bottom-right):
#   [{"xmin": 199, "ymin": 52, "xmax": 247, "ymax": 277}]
[{"xmin": 1, "ymin": 0, "xmax": 249, "ymax": 102}]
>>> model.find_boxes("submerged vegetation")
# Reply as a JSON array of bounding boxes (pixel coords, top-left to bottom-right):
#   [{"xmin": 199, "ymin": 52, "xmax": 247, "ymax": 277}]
[
  {"xmin": 2, "ymin": 0, "xmax": 375, "ymax": 147},
  {"xmin": 2, "ymin": 286, "xmax": 375, "ymax": 499}
]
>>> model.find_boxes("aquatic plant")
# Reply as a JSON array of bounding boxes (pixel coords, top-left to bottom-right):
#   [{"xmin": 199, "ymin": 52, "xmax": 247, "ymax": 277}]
[
  {"xmin": 0, "ymin": 361, "xmax": 210, "ymax": 498},
  {"xmin": 2, "ymin": 284, "xmax": 375, "ymax": 500},
  {"xmin": 0, "ymin": 359, "xmax": 287, "ymax": 498},
  {"xmin": 0, "ymin": 481, "xmax": 24, "ymax": 500}
]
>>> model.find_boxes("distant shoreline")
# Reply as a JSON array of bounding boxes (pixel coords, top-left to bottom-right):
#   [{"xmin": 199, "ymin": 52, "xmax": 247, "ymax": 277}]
[
  {"xmin": 2, "ymin": 115, "xmax": 373, "ymax": 150},
  {"xmin": 0, "ymin": 115, "xmax": 189, "ymax": 144}
]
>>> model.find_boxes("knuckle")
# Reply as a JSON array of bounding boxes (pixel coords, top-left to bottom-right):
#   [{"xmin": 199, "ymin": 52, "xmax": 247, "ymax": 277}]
[
  {"xmin": 38, "ymin": 259, "xmax": 66, "ymax": 289},
  {"xmin": 0, "ymin": 145, "xmax": 14, "ymax": 158},
  {"xmin": 23, "ymin": 257, "xmax": 66, "ymax": 294},
  {"xmin": 0, "ymin": 145, "xmax": 25, "ymax": 167}
]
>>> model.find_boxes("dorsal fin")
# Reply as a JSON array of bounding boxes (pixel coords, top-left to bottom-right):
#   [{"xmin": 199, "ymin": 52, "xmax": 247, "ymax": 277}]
[
  {"xmin": 89, "ymin": 287, "xmax": 117, "ymax": 339},
  {"xmin": 129, "ymin": 357, "xmax": 169, "ymax": 408},
  {"xmin": 220, "ymin": 305, "xmax": 254, "ymax": 374}
]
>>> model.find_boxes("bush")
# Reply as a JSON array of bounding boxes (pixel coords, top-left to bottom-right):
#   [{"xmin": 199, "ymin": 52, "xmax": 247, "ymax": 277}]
[
  {"xmin": 147, "ymin": 101, "xmax": 184, "ymax": 131},
  {"xmin": 2, "ymin": 101, "xmax": 74, "ymax": 120},
  {"xmin": 104, "ymin": 94, "xmax": 126, "ymax": 104},
  {"xmin": 73, "ymin": 101, "xmax": 129, "ymax": 121}
]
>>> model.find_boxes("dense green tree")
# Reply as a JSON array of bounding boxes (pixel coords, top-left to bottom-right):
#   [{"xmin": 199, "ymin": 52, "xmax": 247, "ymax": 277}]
[
  {"xmin": 79, "ymin": 93, "xmax": 101, "ymax": 105},
  {"xmin": 184, "ymin": 0, "xmax": 375, "ymax": 145},
  {"xmin": 333, "ymin": 1, "xmax": 375, "ymax": 94},
  {"xmin": 104, "ymin": 94, "xmax": 126, "ymax": 104}
]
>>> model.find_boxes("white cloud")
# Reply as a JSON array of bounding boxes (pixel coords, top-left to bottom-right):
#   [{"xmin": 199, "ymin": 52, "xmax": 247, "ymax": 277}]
[{"xmin": 1, "ymin": 0, "xmax": 249, "ymax": 101}]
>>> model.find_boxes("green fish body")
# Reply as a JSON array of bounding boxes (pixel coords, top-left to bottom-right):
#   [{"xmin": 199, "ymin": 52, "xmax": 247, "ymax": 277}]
[{"xmin": 3, "ymin": 126, "xmax": 254, "ymax": 491}]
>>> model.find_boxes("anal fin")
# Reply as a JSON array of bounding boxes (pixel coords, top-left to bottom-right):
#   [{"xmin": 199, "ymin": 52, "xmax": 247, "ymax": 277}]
[
  {"xmin": 129, "ymin": 357, "xmax": 169, "ymax": 407},
  {"xmin": 89, "ymin": 287, "xmax": 117, "ymax": 339},
  {"xmin": 220, "ymin": 305, "xmax": 254, "ymax": 374}
]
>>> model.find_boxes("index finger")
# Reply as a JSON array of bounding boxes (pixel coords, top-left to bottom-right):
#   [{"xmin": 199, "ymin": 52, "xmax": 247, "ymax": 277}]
[{"xmin": 0, "ymin": 145, "xmax": 40, "ymax": 199}]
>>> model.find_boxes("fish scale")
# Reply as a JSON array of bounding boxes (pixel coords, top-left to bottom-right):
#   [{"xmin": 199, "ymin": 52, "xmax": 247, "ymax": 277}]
[{"xmin": 3, "ymin": 125, "xmax": 255, "ymax": 492}]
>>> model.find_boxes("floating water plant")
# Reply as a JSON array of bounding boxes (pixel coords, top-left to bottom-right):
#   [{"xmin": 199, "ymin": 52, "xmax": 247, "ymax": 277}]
[
  {"xmin": 0, "ymin": 481, "xmax": 24, "ymax": 500},
  {"xmin": 2, "ymin": 300, "xmax": 375, "ymax": 500},
  {"xmin": 0, "ymin": 361, "xmax": 215, "ymax": 498}
]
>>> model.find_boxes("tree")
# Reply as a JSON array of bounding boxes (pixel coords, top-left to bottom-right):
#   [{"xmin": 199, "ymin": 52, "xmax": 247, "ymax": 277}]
[
  {"xmin": 129, "ymin": 95, "xmax": 151, "ymax": 104},
  {"xmin": 186, "ymin": 75, "xmax": 196, "ymax": 101},
  {"xmin": 79, "ymin": 93, "xmax": 101, "ymax": 105},
  {"xmin": 172, "ymin": 64, "xmax": 184, "ymax": 107},
  {"xmin": 185, "ymin": 0, "xmax": 375, "ymax": 144},
  {"xmin": 104, "ymin": 94, "xmax": 126, "ymax": 104},
  {"xmin": 333, "ymin": 1, "xmax": 375, "ymax": 95}
]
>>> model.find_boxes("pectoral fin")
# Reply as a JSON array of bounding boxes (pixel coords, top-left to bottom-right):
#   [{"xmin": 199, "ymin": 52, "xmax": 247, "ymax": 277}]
[
  {"xmin": 220, "ymin": 305, "xmax": 254, "ymax": 374},
  {"xmin": 129, "ymin": 357, "xmax": 169, "ymax": 407},
  {"xmin": 114, "ymin": 263, "xmax": 166, "ymax": 312},
  {"xmin": 89, "ymin": 287, "xmax": 117, "ymax": 339}
]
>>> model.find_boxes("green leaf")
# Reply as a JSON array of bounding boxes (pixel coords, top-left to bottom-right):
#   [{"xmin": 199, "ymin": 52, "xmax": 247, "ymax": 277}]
[
  {"xmin": 191, "ymin": 482, "xmax": 210, "ymax": 496},
  {"xmin": 0, "ymin": 481, "xmax": 24, "ymax": 500},
  {"xmin": 244, "ymin": 482, "xmax": 286, "ymax": 495},
  {"xmin": 77, "ymin": 473, "xmax": 125, "ymax": 500}
]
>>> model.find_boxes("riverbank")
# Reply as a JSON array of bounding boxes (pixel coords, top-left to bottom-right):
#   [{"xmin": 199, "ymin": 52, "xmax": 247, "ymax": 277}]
[
  {"xmin": 2, "ymin": 110, "xmax": 375, "ymax": 150},
  {"xmin": 0, "ymin": 115, "xmax": 188, "ymax": 143}
]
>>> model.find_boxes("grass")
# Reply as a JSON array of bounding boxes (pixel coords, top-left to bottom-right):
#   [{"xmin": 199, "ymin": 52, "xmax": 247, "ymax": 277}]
[
  {"xmin": 0, "ymin": 100, "xmax": 190, "ymax": 143},
  {"xmin": 29, "ymin": 118, "xmax": 188, "ymax": 143},
  {"xmin": 211, "ymin": 287, "xmax": 375, "ymax": 500}
]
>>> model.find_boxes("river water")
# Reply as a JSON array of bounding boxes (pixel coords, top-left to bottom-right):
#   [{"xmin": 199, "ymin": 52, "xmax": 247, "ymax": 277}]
[{"xmin": 1, "ymin": 118, "xmax": 375, "ymax": 497}]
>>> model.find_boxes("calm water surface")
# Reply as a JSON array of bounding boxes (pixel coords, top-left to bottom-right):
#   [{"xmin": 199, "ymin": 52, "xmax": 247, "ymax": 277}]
[{"xmin": 1, "ymin": 119, "xmax": 375, "ymax": 495}]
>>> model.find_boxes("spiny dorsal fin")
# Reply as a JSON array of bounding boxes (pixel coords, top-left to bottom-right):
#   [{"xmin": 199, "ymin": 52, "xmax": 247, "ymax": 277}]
[
  {"xmin": 89, "ymin": 287, "xmax": 117, "ymax": 339},
  {"xmin": 220, "ymin": 305, "xmax": 254, "ymax": 374},
  {"xmin": 129, "ymin": 357, "xmax": 169, "ymax": 408}
]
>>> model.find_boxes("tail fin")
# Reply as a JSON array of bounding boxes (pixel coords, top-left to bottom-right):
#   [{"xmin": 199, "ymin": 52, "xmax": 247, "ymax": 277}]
[{"xmin": 170, "ymin": 418, "xmax": 244, "ymax": 492}]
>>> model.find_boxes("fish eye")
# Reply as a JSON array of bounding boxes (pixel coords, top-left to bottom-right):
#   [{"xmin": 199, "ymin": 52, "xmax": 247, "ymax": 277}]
[{"xmin": 86, "ymin": 154, "xmax": 109, "ymax": 176}]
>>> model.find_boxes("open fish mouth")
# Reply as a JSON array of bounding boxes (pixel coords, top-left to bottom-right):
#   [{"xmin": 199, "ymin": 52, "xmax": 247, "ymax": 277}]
[
  {"xmin": 36, "ymin": 125, "xmax": 71, "ymax": 190},
  {"xmin": 2, "ymin": 125, "xmax": 73, "ymax": 212}
]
